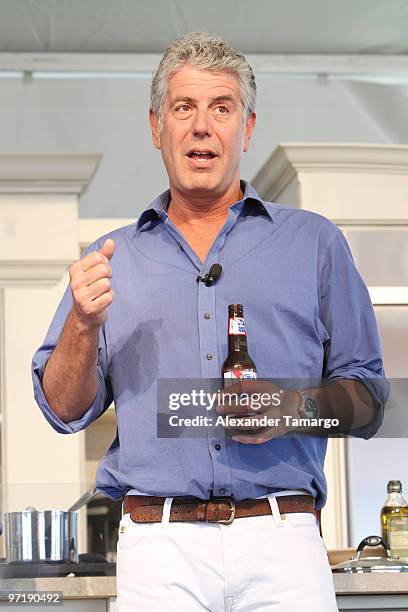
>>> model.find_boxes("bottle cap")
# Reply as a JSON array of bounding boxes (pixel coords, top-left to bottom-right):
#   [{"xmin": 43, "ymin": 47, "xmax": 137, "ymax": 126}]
[{"xmin": 387, "ymin": 480, "xmax": 402, "ymax": 493}]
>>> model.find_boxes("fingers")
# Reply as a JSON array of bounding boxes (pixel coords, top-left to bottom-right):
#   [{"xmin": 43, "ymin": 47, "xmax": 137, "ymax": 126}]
[
  {"xmin": 74, "ymin": 250, "xmax": 109, "ymax": 274},
  {"xmin": 70, "ymin": 263, "xmax": 112, "ymax": 291},
  {"xmin": 231, "ymin": 434, "xmax": 271, "ymax": 445},
  {"xmin": 68, "ymin": 238, "xmax": 116, "ymax": 328},
  {"xmin": 78, "ymin": 277, "xmax": 112, "ymax": 302},
  {"xmin": 217, "ymin": 379, "xmax": 284, "ymax": 416},
  {"xmin": 88, "ymin": 289, "xmax": 115, "ymax": 309},
  {"xmin": 216, "ymin": 379, "xmax": 288, "ymax": 440},
  {"xmin": 100, "ymin": 238, "xmax": 115, "ymax": 261},
  {"xmin": 75, "ymin": 288, "xmax": 115, "ymax": 316},
  {"xmin": 217, "ymin": 401, "xmax": 260, "ymax": 416},
  {"xmin": 71, "ymin": 239, "xmax": 115, "ymax": 275}
]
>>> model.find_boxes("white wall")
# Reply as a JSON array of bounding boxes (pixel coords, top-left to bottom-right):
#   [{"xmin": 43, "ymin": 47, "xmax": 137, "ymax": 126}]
[{"xmin": 0, "ymin": 75, "xmax": 405, "ymax": 217}]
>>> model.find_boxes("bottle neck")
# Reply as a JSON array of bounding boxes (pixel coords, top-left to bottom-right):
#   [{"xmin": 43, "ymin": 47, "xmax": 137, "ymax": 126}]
[{"xmin": 228, "ymin": 315, "xmax": 249, "ymax": 353}]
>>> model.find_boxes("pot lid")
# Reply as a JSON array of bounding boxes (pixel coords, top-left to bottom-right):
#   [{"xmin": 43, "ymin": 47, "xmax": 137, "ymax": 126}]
[{"xmin": 332, "ymin": 535, "xmax": 408, "ymax": 573}]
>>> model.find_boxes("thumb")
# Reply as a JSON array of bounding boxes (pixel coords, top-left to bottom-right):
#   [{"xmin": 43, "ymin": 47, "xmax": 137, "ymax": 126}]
[{"xmin": 100, "ymin": 238, "xmax": 115, "ymax": 261}]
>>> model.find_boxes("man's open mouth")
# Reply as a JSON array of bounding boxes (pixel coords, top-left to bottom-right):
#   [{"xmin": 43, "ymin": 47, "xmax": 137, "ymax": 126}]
[{"xmin": 186, "ymin": 150, "xmax": 217, "ymax": 160}]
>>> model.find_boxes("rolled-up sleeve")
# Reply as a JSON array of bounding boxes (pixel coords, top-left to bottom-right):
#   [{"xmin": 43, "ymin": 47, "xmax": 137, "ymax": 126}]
[
  {"xmin": 319, "ymin": 229, "xmax": 389, "ymax": 438},
  {"xmin": 31, "ymin": 241, "xmax": 113, "ymax": 434}
]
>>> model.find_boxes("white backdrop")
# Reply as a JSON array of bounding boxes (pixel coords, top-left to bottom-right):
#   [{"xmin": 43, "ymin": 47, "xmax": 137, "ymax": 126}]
[{"xmin": 0, "ymin": 75, "xmax": 406, "ymax": 218}]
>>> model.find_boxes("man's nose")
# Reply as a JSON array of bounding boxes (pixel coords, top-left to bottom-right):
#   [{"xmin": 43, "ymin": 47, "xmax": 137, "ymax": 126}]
[{"xmin": 192, "ymin": 110, "xmax": 212, "ymax": 137}]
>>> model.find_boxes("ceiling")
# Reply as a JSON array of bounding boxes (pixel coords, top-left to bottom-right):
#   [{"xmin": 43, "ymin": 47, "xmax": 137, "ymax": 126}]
[
  {"xmin": 0, "ymin": 0, "xmax": 406, "ymax": 218},
  {"xmin": 0, "ymin": 0, "xmax": 407, "ymax": 55}
]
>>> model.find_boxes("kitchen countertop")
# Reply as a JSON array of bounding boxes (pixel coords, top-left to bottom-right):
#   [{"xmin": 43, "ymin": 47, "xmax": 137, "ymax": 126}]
[
  {"xmin": 334, "ymin": 572, "xmax": 408, "ymax": 595},
  {"xmin": 1, "ymin": 573, "xmax": 408, "ymax": 599},
  {"xmin": 0, "ymin": 576, "xmax": 117, "ymax": 599}
]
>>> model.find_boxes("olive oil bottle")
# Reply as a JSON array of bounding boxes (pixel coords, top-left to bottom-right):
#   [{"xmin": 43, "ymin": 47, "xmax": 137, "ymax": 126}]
[{"xmin": 381, "ymin": 480, "xmax": 408, "ymax": 560}]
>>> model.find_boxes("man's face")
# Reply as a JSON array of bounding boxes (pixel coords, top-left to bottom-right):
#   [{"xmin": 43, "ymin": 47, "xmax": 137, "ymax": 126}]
[{"xmin": 149, "ymin": 64, "xmax": 256, "ymax": 199}]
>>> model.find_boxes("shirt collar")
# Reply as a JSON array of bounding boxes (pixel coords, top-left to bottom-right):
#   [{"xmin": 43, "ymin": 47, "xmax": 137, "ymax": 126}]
[{"xmin": 136, "ymin": 179, "xmax": 275, "ymax": 230}]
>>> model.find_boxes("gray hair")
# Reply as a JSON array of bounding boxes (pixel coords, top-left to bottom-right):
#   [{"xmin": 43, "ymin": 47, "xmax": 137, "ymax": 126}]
[{"xmin": 150, "ymin": 32, "xmax": 256, "ymax": 129}]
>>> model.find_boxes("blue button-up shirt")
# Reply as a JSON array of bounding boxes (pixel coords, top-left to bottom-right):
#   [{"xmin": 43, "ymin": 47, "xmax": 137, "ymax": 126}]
[{"xmin": 32, "ymin": 181, "xmax": 387, "ymax": 508}]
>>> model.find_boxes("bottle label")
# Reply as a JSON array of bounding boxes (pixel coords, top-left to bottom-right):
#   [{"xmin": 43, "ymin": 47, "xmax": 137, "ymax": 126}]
[
  {"xmin": 388, "ymin": 516, "xmax": 408, "ymax": 557},
  {"xmin": 224, "ymin": 369, "xmax": 257, "ymax": 381},
  {"xmin": 389, "ymin": 530, "xmax": 408, "ymax": 557},
  {"xmin": 229, "ymin": 317, "xmax": 246, "ymax": 335}
]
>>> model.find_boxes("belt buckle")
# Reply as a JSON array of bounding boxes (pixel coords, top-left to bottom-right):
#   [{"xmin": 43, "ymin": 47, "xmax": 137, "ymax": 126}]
[{"xmin": 207, "ymin": 497, "xmax": 236, "ymax": 525}]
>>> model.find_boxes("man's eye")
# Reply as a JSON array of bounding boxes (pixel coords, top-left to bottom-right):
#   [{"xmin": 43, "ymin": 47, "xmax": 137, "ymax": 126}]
[
  {"xmin": 176, "ymin": 105, "xmax": 191, "ymax": 112},
  {"xmin": 215, "ymin": 106, "xmax": 229, "ymax": 114}
]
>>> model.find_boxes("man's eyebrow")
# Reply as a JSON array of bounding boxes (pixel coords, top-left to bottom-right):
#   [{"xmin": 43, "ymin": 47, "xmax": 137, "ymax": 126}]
[
  {"xmin": 171, "ymin": 94, "xmax": 237, "ymax": 105},
  {"xmin": 171, "ymin": 96, "xmax": 195, "ymax": 104},
  {"xmin": 212, "ymin": 95, "xmax": 236, "ymax": 104}
]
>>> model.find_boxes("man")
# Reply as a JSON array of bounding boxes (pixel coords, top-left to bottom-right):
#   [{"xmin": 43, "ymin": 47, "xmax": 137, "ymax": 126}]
[{"xmin": 32, "ymin": 32, "xmax": 388, "ymax": 611}]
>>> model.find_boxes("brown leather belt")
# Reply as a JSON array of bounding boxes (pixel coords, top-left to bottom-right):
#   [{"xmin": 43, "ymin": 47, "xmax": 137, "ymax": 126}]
[{"xmin": 123, "ymin": 494, "xmax": 315, "ymax": 525}]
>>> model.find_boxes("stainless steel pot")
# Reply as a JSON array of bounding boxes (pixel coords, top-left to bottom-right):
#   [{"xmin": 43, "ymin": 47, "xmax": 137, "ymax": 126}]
[
  {"xmin": 4, "ymin": 488, "xmax": 98, "ymax": 563},
  {"xmin": 5, "ymin": 510, "xmax": 78, "ymax": 563}
]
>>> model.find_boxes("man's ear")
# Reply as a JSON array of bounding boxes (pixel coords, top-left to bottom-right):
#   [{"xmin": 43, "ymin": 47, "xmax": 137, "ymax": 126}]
[
  {"xmin": 149, "ymin": 109, "xmax": 161, "ymax": 150},
  {"xmin": 243, "ymin": 111, "xmax": 256, "ymax": 153}
]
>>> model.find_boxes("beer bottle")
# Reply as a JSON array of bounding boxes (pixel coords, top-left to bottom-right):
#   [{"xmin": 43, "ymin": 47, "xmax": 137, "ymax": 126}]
[{"xmin": 222, "ymin": 304, "xmax": 257, "ymax": 383}]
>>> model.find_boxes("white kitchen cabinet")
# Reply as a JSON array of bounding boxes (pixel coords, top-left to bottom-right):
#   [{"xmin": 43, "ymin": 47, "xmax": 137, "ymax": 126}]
[{"xmin": 337, "ymin": 593, "xmax": 408, "ymax": 610}]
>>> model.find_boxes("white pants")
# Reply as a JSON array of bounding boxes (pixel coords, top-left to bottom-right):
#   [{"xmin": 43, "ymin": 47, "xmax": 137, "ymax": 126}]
[{"xmin": 115, "ymin": 495, "xmax": 338, "ymax": 612}]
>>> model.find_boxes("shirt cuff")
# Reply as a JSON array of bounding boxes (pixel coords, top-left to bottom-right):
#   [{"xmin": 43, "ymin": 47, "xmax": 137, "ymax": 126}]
[
  {"xmin": 32, "ymin": 353, "xmax": 110, "ymax": 434},
  {"xmin": 324, "ymin": 367, "xmax": 389, "ymax": 439}
]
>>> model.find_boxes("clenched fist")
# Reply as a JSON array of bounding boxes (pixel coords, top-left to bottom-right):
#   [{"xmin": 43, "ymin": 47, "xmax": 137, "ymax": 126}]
[{"xmin": 69, "ymin": 238, "xmax": 115, "ymax": 330}]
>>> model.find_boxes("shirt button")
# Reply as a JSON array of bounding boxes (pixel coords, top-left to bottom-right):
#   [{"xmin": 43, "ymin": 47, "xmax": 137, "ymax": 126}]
[
  {"xmin": 204, "ymin": 313, "xmax": 211, "ymax": 320},
  {"xmin": 206, "ymin": 353, "xmax": 213, "ymax": 360},
  {"xmin": 214, "ymin": 444, "xmax": 221, "ymax": 451},
  {"xmin": 219, "ymin": 488, "xmax": 226, "ymax": 495}
]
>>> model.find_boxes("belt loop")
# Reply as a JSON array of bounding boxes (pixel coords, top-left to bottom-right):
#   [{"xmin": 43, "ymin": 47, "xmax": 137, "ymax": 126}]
[
  {"xmin": 161, "ymin": 497, "xmax": 174, "ymax": 528},
  {"xmin": 267, "ymin": 494, "xmax": 284, "ymax": 528}
]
